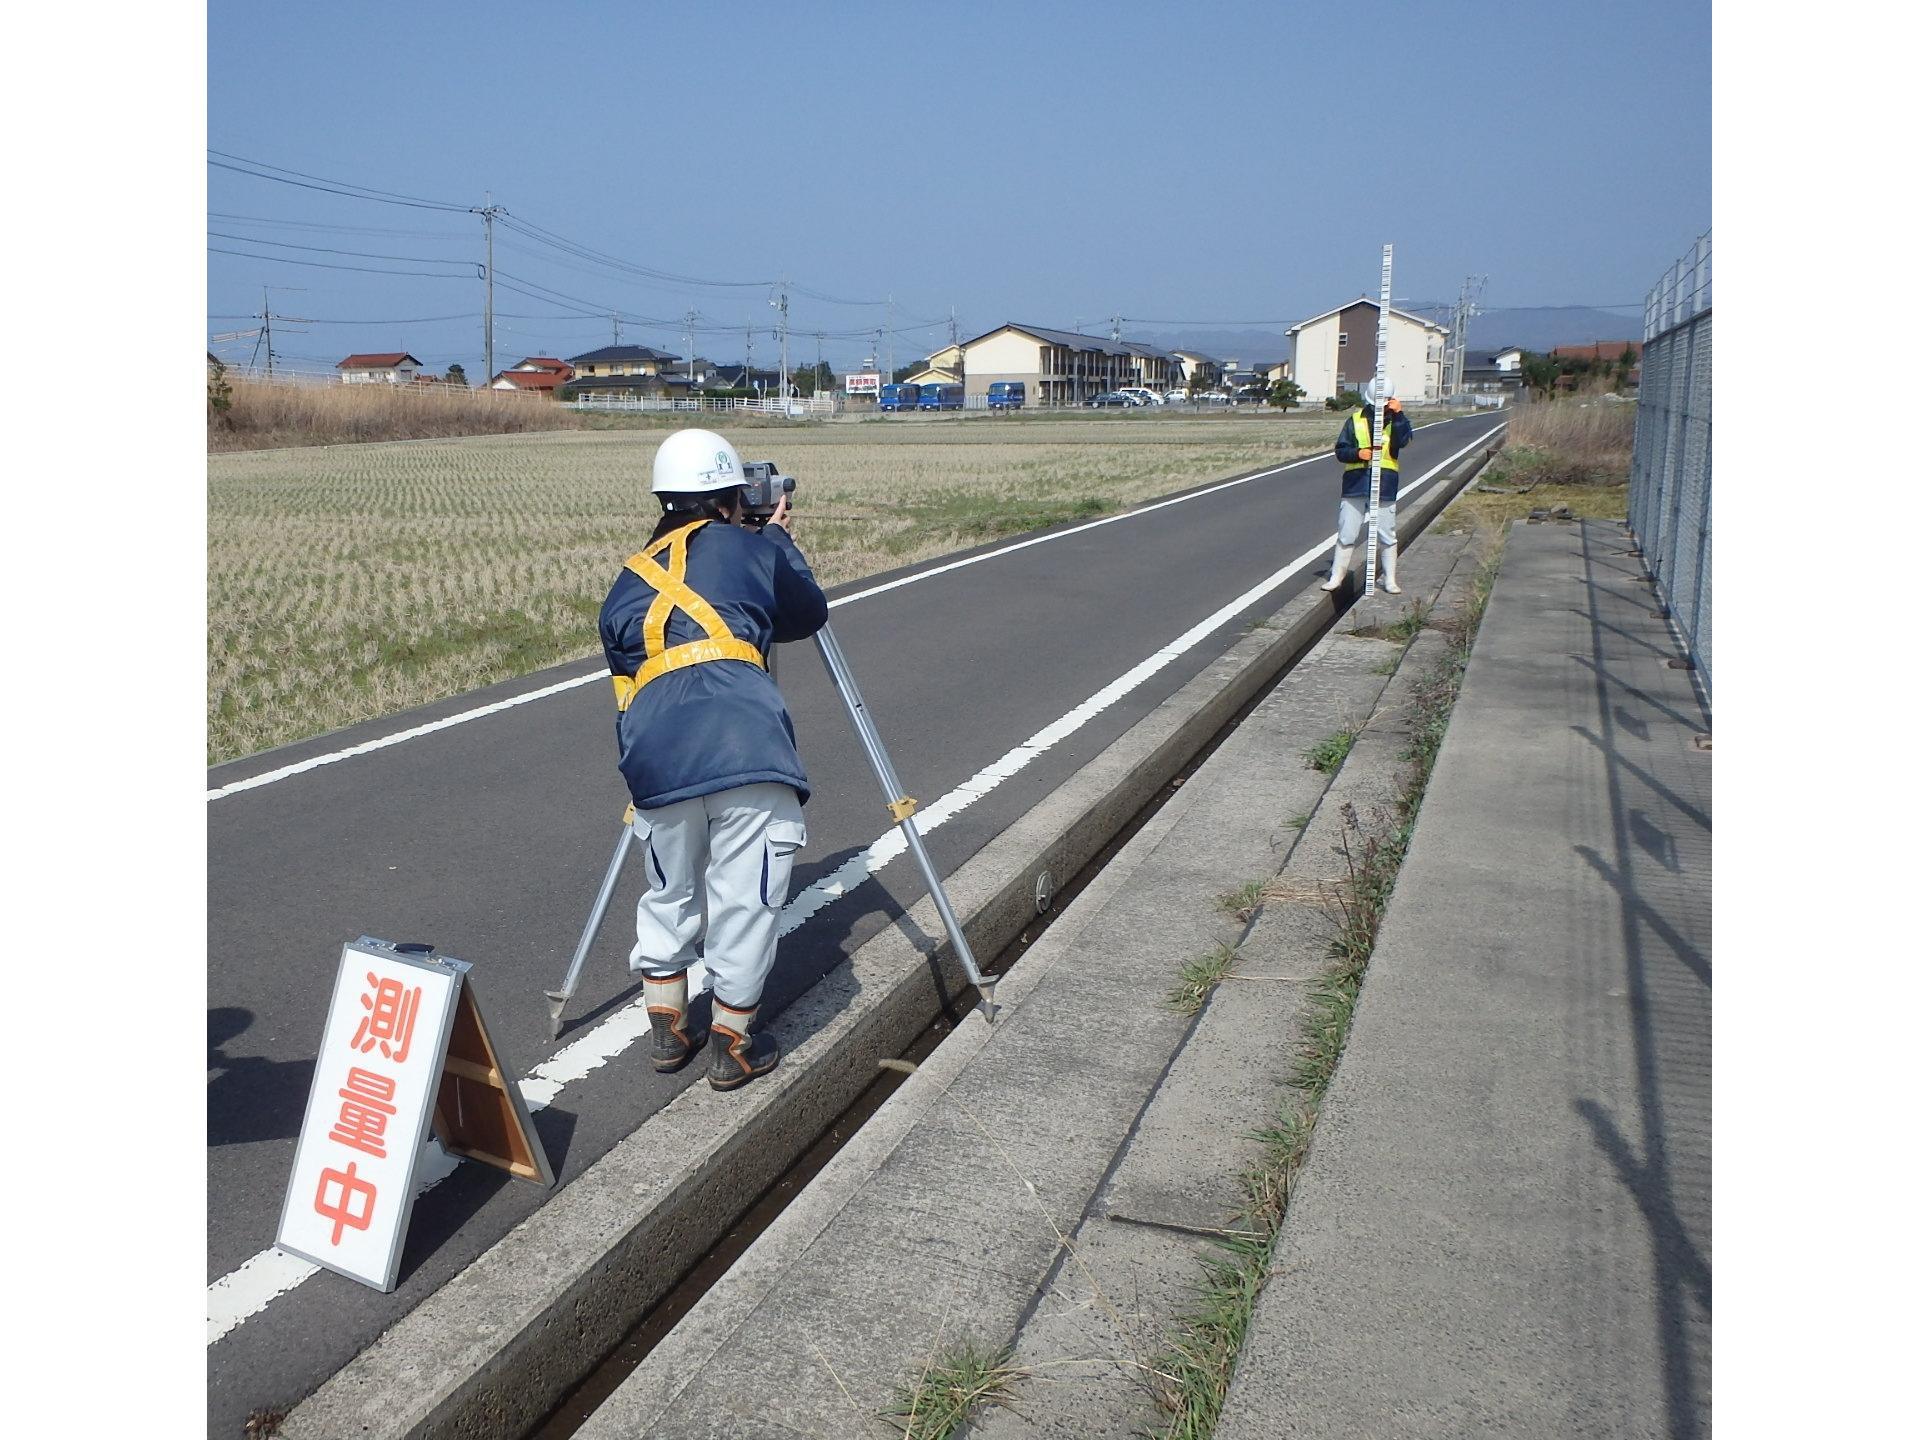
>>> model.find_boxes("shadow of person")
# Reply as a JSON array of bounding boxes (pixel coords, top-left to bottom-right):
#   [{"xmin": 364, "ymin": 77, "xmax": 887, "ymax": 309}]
[{"xmin": 208, "ymin": 1006, "xmax": 320, "ymax": 1148}]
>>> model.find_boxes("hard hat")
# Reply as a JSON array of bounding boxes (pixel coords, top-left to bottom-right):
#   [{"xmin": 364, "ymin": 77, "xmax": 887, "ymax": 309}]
[
  {"xmin": 1362, "ymin": 377, "xmax": 1396, "ymax": 404},
  {"xmin": 652, "ymin": 428, "xmax": 744, "ymax": 495}
]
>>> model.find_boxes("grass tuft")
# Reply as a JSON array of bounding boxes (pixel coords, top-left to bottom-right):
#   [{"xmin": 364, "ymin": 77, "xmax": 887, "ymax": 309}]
[
  {"xmin": 1303, "ymin": 726, "xmax": 1358, "ymax": 774},
  {"xmin": 1169, "ymin": 943, "xmax": 1240, "ymax": 1015},
  {"xmin": 883, "ymin": 1338, "xmax": 1023, "ymax": 1439}
]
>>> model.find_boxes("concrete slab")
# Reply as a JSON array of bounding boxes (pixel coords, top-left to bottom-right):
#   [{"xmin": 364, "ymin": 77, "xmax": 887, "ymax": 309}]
[{"xmin": 1214, "ymin": 521, "xmax": 1710, "ymax": 1440}]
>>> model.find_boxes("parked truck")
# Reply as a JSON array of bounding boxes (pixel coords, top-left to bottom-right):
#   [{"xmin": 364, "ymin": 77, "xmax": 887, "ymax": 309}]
[
  {"xmin": 917, "ymin": 383, "xmax": 965, "ymax": 411},
  {"xmin": 987, "ymin": 381, "xmax": 1026, "ymax": 410},
  {"xmin": 880, "ymin": 382, "xmax": 921, "ymax": 412}
]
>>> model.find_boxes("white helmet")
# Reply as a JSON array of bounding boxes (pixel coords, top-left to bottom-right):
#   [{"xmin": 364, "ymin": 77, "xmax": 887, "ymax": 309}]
[
  {"xmin": 1362, "ymin": 377, "xmax": 1395, "ymax": 404},
  {"xmin": 652, "ymin": 428, "xmax": 744, "ymax": 495}
]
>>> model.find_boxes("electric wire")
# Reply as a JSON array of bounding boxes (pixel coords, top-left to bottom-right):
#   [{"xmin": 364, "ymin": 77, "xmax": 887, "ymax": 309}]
[{"xmin": 209, "ymin": 246, "xmax": 478, "ymax": 278}]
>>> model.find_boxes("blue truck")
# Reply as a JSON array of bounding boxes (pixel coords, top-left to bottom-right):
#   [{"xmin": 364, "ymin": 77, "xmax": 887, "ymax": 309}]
[
  {"xmin": 987, "ymin": 381, "xmax": 1026, "ymax": 410},
  {"xmin": 918, "ymin": 383, "xmax": 965, "ymax": 411},
  {"xmin": 880, "ymin": 382, "xmax": 921, "ymax": 412}
]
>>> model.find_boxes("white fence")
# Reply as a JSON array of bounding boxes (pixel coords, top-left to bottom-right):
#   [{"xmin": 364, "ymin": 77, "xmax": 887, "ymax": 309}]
[
  {"xmin": 566, "ymin": 393, "xmax": 841, "ymax": 417},
  {"xmin": 1627, "ymin": 231, "xmax": 1711, "ymax": 697}
]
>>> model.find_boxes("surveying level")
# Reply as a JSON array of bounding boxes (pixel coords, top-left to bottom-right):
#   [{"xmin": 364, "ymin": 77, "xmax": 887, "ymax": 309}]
[
  {"xmin": 543, "ymin": 623, "xmax": 997, "ymax": 1041},
  {"xmin": 1364, "ymin": 242, "xmax": 1394, "ymax": 600}
]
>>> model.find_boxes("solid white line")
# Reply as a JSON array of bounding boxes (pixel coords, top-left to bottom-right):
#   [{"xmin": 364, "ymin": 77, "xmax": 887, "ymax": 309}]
[
  {"xmin": 205, "ymin": 417, "xmax": 1488, "ymax": 802},
  {"xmin": 205, "ymin": 421, "xmax": 1500, "ymax": 1345}
]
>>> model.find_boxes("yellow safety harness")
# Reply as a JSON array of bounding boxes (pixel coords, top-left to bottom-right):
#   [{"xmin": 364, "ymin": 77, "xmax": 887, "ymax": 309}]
[
  {"xmin": 1344, "ymin": 407, "xmax": 1401, "ymax": 476},
  {"xmin": 610, "ymin": 519, "xmax": 766, "ymax": 712}
]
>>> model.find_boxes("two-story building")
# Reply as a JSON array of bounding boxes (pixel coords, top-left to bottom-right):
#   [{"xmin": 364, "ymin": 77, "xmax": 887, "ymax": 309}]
[
  {"xmin": 1171, "ymin": 350, "xmax": 1220, "ymax": 394},
  {"xmin": 488, "ymin": 357, "xmax": 574, "ymax": 395},
  {"xmin": 564, "ymin": 344, "xmax": 683, "ymax": 399},
  {"xmin": 336, "ymin": 352, "xmax": 423, "ymax": 385},
  {"xmin": 960, "ymin": 324, "xmax": 1180, "ymax": 406},
  {"xmin": 1285, "ymin": 299, "xmax": 1448, "ymax": 404}
]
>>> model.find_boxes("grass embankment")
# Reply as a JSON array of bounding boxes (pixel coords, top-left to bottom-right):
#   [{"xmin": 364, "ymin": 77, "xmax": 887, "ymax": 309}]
[
  {"xmin": 207, "ymin": 415, "xmax": 1342, "ymax": 762},
  {"xmin": 1454, "ymin": 398, "xmax": 1635, "ymax": 528},
  {"xmin": 210, "ymin": 377, "xmax": 584, "ymax": 452},
  {"xmin": 1146, "ymin": 537, "xmax": 1505, "ymax": 1440}
]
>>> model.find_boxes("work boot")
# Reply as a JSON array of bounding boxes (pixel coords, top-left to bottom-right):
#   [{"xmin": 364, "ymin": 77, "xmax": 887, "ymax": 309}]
[
  {"xmin": 1320, "ymin": 544, "xmax": 1354, "ymax": 591},
  {"xmin": 643, "ymin": 970, "xmax": 704, "ymax": 1073},
  {"xmin": 708, "ymin": 1000, "xmax": 780, "ymax": 1091},
  {"xmin": 1380, "ymin": 543, "xmax": 1402, "ymax": 594}
]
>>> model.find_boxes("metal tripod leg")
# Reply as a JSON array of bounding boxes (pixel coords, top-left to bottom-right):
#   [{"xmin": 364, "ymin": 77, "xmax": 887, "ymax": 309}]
[
  {"xmin": 544, "ymin": 804, "xmax": 637, "ymax": 1039},
  {"xmin": 814, "ymin": 623, "xmax": 998, "ymax": 1022}
]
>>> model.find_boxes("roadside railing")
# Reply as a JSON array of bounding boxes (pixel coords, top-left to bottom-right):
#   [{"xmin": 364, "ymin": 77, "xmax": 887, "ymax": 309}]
[{"xmin": 1627, "ymin": 230, "xmax": 1711, "ymax": 697}]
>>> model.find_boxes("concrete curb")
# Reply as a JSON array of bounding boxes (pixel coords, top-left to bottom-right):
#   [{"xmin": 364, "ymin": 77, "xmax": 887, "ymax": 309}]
[{"xmin": 277, "ymin": 434, "xmax": 1503, "ymax": 1440}]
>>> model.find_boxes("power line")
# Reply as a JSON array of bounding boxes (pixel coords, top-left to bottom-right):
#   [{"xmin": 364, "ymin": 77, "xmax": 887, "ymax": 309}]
[
  {"xmin": 208, "ymin": 230, "xmax": 474, "ymax": 267},
  {"xmin": 207, "ymin": 210, "xmax": 470, "ymax": 241},
  {"xmin": 209, "ymin": 149, "xmax": 470, "ymax": 211},
  {"xmin": 208, "ymin": 245, "xmax": 478, "ymax": 278}
]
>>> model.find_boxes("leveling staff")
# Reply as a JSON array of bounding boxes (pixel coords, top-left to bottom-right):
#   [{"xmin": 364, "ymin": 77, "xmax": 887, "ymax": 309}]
[{"xmin": 599, "ymin": 428, "xmax": 829, "ymax": 1091}]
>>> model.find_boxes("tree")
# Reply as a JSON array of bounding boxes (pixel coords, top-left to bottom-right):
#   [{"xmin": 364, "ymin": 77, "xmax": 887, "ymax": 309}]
[
  {"xmin": 1613, "ymin": 345, "xmax": 1637, "ymax": 392},
  {"xmin": 891, "ymin": 364, "xmax": 919, "ymax": 384},
  {"xmin": 207, "ymin": 357, "xmax": 234, "ymax": 425},
  {"xmin": 445, "ymin": 363, "xmax": 468, "ymax": 388},
  {"xmin": 1520, "ymin": 351, "xmax": 1563, "ymax": 397},
  {"xmin": 1271, "ymin": 378, "xmax": 1306, "ymax": 411}
]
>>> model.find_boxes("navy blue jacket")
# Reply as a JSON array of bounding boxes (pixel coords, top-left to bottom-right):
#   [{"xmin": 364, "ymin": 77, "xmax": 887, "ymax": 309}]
[
  {"xmin": 1334, "ymin": 405, "xmax": 1414, "ymax": 501},
  {"xmin": 600, "ymin": 521, "xmax": 829, "ymax": 809}
]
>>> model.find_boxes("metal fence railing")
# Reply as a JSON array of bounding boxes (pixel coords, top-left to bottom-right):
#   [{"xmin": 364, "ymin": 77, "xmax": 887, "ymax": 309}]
[{"xmin": 1628, "ymin": 231, "xmax": 1711, "ymax": 697}]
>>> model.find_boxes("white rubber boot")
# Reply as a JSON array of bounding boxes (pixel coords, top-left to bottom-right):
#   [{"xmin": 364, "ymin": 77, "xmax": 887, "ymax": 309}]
[
  {"xmin": 1320, "ymin": 544, "xmax": 1354, "ymax": 591},
  {"xmin": 1380, "ymin": 543, "xmax": 1402, "ymax": 594}
]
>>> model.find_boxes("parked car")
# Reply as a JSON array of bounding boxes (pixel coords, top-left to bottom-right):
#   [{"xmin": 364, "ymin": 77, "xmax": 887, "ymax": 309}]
[
  {"xmin": 987, "ymin": 381, "xmax": 1026, "ymax": 410},
  {"xmin": 1167, "ymin": 387, "xmax": 1188, "ymax": 402},
  {"xmin": 1118, "ymin": 387, "xmax": 1162, "ymax": 407},
  {"xmin": 1086, "ymin": 391, "xmax": 1133, "ymax": 407}
]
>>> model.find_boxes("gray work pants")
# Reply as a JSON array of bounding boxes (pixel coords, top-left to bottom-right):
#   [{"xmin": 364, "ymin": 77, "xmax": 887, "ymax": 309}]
[
  {"xmin": 629, "ymin": 781, "xmax": 806, "ymax": 1010},
  {"xmin": 1338, "ymin": 494, "xmax": 1396, "ymax": 548}
]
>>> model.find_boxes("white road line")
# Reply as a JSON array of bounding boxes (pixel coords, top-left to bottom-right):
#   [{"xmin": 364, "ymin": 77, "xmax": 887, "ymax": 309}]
[
  {"xmin": 205, "ymin": 417, "xmax": 1486, "ymax": 803},
  {"xmin": 205, "ymin": 422, "xmax": 1500, "ymax": 1346}
]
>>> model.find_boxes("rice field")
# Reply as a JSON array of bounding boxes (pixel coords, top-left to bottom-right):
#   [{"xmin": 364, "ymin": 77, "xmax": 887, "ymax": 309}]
[{"xmin": 207, "ymin": 413, "xmax": 1345, "ymax": 762}]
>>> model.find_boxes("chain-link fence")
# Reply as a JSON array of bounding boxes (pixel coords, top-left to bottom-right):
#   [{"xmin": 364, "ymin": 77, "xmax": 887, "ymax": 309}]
[{"xmin": 1628, "ymin": 231, "xmax": 1712, "ymax": 697}]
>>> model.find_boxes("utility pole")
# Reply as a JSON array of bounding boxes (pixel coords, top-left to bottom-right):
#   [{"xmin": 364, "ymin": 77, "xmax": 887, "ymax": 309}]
[
  {"xmin": 683, "ymin": 310, "xmax": 699, "ymax": 388},
  {"xmin": 772, "ymin": 283, "xmax": 790, "ymax": 407},
  {"xmin": 745, "ymin": 320, "xmax": 754, "ymax": 390},
  {"xmin": 612, "ymin": 313, "xmax": 621, "ymax": 346},
  {"xmin": 261, "ymin": 286, "xmax": 274, "ymax": 378},
  {"xmin": 472, "ymin": 194, "xmax": 503, "ymax": 383},
  {"xmin": 815, "ymin": 331, "xmax": 824, "ymax": 396},
  {"xmin": 886, "ymin": 294, "xmax": 895, "ymax": 380}
]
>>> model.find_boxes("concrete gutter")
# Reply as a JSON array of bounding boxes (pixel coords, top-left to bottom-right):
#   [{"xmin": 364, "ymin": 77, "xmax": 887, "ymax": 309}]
[{"xmin": 277, "ymin": 430, "xmax": 1504, "ymax": 1440}]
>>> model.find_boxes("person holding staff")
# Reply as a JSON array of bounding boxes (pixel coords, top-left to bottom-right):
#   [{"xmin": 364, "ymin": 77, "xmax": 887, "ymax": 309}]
[
  {"xmin": 599, "ymin": 428, "xmax": 829, "ymax": 1091},
  {"xmin": 1321, "ymin": 377, "xmax": 1413, "ymax": 594}
]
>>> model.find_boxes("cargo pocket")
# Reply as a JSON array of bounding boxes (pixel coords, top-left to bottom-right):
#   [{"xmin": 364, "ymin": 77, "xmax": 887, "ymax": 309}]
[
  {"xmin": 760, "ymin": 816, "xmax": 807, "ymax": 908},
  {"xmin": 629, "ymin": 808, "xmax": 667, "ymax": 891}
]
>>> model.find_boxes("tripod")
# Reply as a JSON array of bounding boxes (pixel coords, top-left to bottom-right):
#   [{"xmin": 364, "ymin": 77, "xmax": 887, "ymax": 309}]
[{"xmin": 544, "ymin": 623, "xmax": 998, "ymax": 1039}]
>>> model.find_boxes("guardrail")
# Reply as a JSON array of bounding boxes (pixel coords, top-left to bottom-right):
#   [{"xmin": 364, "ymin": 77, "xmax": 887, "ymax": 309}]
[{"xmin": 1627, "ymin": 231, "xmax": 1711, "ymax": 697}]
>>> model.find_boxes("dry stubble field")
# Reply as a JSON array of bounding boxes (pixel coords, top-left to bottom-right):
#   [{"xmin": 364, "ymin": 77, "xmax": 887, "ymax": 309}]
[{"xmin": 208, "ymin": 412, "xmax": 1346, "ymax": 763}]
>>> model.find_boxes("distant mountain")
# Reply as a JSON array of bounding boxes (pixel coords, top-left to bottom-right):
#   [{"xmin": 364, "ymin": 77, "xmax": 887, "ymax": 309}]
[{"xmin": 1133, "ymin": 307, "xmax": 1643, "ymax": 361}]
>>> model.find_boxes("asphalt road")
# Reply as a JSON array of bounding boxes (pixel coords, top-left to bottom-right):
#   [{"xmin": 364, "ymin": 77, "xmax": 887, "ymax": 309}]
[{"xmin": 205, "ymin": 411, "xmax": 1506, "ymax": 1433}]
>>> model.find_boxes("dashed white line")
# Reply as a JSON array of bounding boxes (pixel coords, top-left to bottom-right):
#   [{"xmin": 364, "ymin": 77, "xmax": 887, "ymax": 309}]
[{"xmin": 205, "ymin": 418, "xmax": 1484, "ymax": 802}]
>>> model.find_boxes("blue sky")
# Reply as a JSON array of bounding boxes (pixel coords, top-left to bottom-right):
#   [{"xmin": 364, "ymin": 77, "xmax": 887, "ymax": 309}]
[{"xmin": 207, "ymin": 1, "xmax": 1710, "ymax": 378}]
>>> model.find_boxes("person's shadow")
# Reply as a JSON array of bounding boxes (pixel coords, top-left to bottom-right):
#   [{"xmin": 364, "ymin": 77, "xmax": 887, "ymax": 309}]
[{"xmin": 208, "ymin": 1006, "xmax": 317, "ymax": 1147}]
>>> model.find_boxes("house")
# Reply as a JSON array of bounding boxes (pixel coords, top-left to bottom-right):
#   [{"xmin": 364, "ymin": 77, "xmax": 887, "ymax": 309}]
[
  {"xmin": 1172, "ymin": 350, "xmax": 1220, "ymax": 393},
  {"xmin": 564, "ymin": 344, "xmax": 682, "ymax": 399},
  {"xmin": 1285, "ymin": 299, "xmax": 1448, "ymax": 404},
  {"xmin": 489, "ymin": 357, "xmax": 574, "ymax": 395},
  {"xmin": 903, "ymin": 342, "xmax": 965, "ymax": 388},
  {"xmin": 1222, "ymin": 358, "xmax": 1289, "ymax": 396},
  {"xmin": 1551, "ymin": 340, "xmax": 1640, "ymax": 392},
  {"xmin": 1460, "ymin": 348, "xmax": 1526, "ymax": 397},
  {"xmin": 336, "ymin": 352, "xmax": 424, "ymax": 385},
  {"xmin": 960, "ymin": 323, "xmax": 1169, "ymax": 406}
]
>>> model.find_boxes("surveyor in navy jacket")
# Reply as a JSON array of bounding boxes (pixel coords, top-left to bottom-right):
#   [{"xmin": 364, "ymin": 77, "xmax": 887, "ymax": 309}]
[
  {"xmin": 1323, "ymin": 377, "xmax": 1414, "ymax": 594},
  {"xmin": 598, "ymin": 428, "xmax": 828, "ymax": 1092}
]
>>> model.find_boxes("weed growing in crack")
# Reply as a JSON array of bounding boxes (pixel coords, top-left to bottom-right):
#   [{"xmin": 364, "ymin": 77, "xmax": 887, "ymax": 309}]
[
  {"xmin": 884, "ymin": 1338, "xmax": 1024, "ymax": 1439},
  {"xmin": 1303, "ymin": 726, "xmax": 1358, "ymax": 774}
]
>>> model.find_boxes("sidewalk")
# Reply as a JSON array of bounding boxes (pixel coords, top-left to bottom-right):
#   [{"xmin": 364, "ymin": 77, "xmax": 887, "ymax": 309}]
[
  {"xmin": 1214, "ymin": 518, "xmax": 1711, "ymax": 1438},
  {"xmin": 557, "ymin": 514, "xmax": 1713, "ymax": 1438}
]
